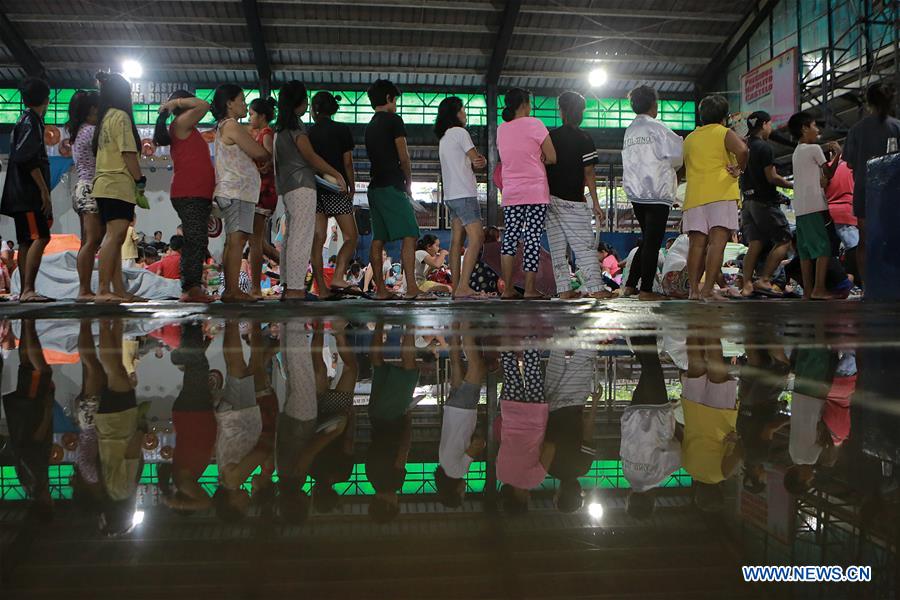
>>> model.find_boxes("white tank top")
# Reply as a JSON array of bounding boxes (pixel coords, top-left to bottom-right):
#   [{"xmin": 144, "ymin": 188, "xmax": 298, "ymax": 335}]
[{"xmin": 213, "ymin": 118, "xmax": 261, "ymax": 204}]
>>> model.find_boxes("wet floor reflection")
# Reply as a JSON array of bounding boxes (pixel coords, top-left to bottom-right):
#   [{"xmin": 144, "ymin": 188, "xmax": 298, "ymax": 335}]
[{"xmin": 1, "ymin": 313, "xmax": 898, "ymax": 597}]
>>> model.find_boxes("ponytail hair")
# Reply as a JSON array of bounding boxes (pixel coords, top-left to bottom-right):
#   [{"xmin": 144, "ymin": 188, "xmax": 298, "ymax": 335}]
[
  {"xmin": 866, "ymin": 82, "xmax": 896, "ymax": 122},
  {"xmin": 153, "ymin": 89, "xmax": 195, "ymax": 147},
  {"xmin": 311, "ymin": 91, "xmax": 340, "ymax": 122},
  {"xmin": 92, "ymin": 71, "xmax": 140, "ymax": 156},
  {"xmin": 66, "ymin": 89, "xmax": 99, "ymax": 140},
  {"xmin": 249, "ymin": 96, "xmax": 276, "ymax": 123},
  {"xmin": 210, "ymin": 84, "xmax": 243, "ymax": 122},
  {"xmin": 434, "ymin": 96, "xmax": 464, "ymax": 139},
  {"xmin": 501, "ymin": 88, "xmax": 530, "ymax": 122},
  {"xmin": 558, "ymin": 91, "xmax": 586, "ymax": 127},
  {"xmin": 275, "ymin": 81, "xmax": 308, "ymax": 132},
  {"xmin": 416, "ymin": 234, "xmax": 438, "ymax": 251}
]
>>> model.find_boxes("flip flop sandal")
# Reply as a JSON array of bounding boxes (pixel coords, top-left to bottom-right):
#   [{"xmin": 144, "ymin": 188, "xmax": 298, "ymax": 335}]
[
  {"xmin": 21, "ymin": 295, "xmax": 56, "ymax": 303},
  {"xmin": 403, "ymin": 292, "xmax": 438, "ymax": 301}
]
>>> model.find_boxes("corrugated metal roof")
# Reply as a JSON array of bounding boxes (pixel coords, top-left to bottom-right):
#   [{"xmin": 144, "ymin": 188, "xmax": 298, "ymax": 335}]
[{"xmin": 0, "ymin": 0, "xmax": 760, "ymax": 93}]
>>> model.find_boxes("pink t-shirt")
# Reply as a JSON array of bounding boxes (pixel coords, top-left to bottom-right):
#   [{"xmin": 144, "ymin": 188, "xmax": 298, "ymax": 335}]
[
  {"xmin": 496, "ymin": 400, "xmax": 549, "ymax": 489},
  {"xmin": 497, "ymin": 117, "xmax": 551, "ymax": 206},
  {"xmin": 602, "ymin": 254, "xmax": 620, "ymax": 277}
]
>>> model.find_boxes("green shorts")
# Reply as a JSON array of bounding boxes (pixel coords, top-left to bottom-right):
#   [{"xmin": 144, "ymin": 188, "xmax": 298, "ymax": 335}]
[
  {"xmin": 369, "ymin": 365, "xmax": 420, "ymax": 421},
  {"xmin": 367, "ymin": 185, "xmax": 420, "ymax": 242},
  {"xmin": 796, "ymin": 211, "xmax": 831, "ymax": 260}
]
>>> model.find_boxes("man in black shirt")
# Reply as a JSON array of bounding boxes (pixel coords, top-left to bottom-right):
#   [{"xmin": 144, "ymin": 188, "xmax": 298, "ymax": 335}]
[
  {"xmin": 739, "ymin": 111, "xmax": 794, "ymax": 297},
  {"xmin": 364, "ymin": 79, "xmax": 432, "ymax": 301}
]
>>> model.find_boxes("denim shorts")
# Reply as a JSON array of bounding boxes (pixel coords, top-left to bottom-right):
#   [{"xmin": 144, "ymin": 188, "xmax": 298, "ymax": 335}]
[
  {"xmin": 834, "ymin": 223, "xmax": 859, "ymax": 250},
  {"xmin": 445, "ymin": 196, "xmax": 482, "ymax": 227}
]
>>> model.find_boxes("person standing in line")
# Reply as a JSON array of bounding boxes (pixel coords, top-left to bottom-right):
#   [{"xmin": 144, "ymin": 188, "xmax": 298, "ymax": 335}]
[
  {"xmin": 211, "ymin": 84, "xmax": 270, "ymax": 303},
  {"xmin": 0, "ymin": 77, "xmax": 53, "ymax": 303},
  {"xmin": 91, "ymin": 72, "xmax": 147, "ymax": 304},
  {"xmin": 788, "ymin": 111, "xmax": 841, "ymax": 300},
  {"xmin": 843, "ymin": 82, "xmax": 900, "ymax": 285},
  {"xmin": 544, "ymin": 91, "xmax": 609, "ymax": 300},
  {"xmin": 153, "ymin": 90, "xmax": 217, "ymax": 303},
  {"xmin": 823, "ymin": 141, "xmax": 859, "ymax": 281},
  {"xmin": 737, "ymin": 111, "xmax": 794, "ymax": 297},
  {"xmin": 434, "ymin": 96, "xmax": 487, "ymax": 299},
  {"xmin": 309, "ymin": 91, "xmax": 362, "ymax": 298},
  {"xmin": 364, "ymin": 79, "xmax": 435, "ymax": 301},
  {"xmin": 248, "ymin": 97, "xmax": 278, "ymax": 299},
  {"xmin": 496, "ymin": 88, "xmax": 557, "ymax": 300},
  {"xmin": 682, "ymin": 95, "xmax": 749, "ymax": 301},
  {"xmin": 67, "ymin": 90, "xmax": 102, "ymax": 302},
  {"xmin": 274, "ymin": 81, "xmax": 347, "ymax": 302},
  {"xmin": 621, "ymin": 85, "xmax": 684, "ymax": 301}
]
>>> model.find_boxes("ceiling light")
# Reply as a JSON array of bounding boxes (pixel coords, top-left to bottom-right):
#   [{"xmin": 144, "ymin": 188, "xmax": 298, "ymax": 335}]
[
  {"xmin": 132, "ymin": 510, "xmax": 145, "ymax": 526},
  {"xmin": 587, "ymin": 501, "xmax": 604, "ymax": 520},
  {"xmin": 588, "ymin": 67, "xmax": 608, "ymax": 88},
  {"xmin": 122, "ymin": 59, "xmax": 143, "ymax": 81}
]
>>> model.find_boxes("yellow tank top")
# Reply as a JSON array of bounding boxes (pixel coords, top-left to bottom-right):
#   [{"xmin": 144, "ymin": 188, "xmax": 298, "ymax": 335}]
[
  {"xmin": 681, "ymin": 397, "xmax": 738, "ymax": 484},
  {"xmin": 683, "ymin": 124, "xmax": 739, "ymax": 209}
]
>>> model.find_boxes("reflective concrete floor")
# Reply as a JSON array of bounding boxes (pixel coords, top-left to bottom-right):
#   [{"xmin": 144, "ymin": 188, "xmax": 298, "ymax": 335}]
[{"xmin": 0, "ymin": 299, "xmax": 897, "ymax": 598}]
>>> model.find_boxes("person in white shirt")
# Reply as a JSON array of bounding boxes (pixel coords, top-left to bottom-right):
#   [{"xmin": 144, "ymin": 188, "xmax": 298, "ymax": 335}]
[
  {"xmin": 621, "ymin": 85, "xmax": 684, "ymax": 301},
  {"xmin": 435, "ymin": 331, "xmax": 486, "ymax": 508},
  {"xmin": 435, "ymin": 97, "xmax": 487, "ymax": 299},
  {"xmin": 788, "ymin": 112, "xmax": 841, "ymax": 300}
]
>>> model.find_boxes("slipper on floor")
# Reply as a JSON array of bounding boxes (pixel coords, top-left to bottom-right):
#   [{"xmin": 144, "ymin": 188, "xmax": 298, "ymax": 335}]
[
  {"xmin": 403, "ymin": 292, "xmax": 438, "ymax": 301},
  {"xmin": 330, "ymin": 285, "xmax": 365, "ymax": 297},
  {"xmin": 20, "ymin": 295, "xmax": 56, "ymax": 303}
]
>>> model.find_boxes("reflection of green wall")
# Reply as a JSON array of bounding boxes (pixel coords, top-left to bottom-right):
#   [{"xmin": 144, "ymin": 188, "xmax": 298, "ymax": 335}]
[
  {"xmin": 0, "ymin": 87, "xmax": 695, "ymax": 131},
  {"xmin": 0, "ymin": 461, "xmax": 691, "ymax": 501}
]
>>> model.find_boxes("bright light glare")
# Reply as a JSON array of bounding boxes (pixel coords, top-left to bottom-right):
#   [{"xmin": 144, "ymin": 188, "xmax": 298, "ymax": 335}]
[
  {"xmin": 587, "ymin": 502, "xmax": 604, "ymax": 520},
  {"xmin": 588, "ymin": 67, "xmax": 608, "ymax": 87},
  {"xmin": 122, "ymin": 59, "xmax": 143, "ymax": 81},
  {"xmin": 132, "ymin": 510, "xmax": 145, "ymax": 526}
]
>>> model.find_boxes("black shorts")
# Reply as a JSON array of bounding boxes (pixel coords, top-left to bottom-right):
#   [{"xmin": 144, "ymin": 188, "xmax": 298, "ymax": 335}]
[
  {"xmin": 740, "ymin": 200, "xmax": 791, "ymax": 244},
  {"xmin": 13, "ymin": 211, "xmax": 51, "ymax": 243},
  {"xmin": 97, "ymin": 197, "xmax": 136, "ymax": 224}
]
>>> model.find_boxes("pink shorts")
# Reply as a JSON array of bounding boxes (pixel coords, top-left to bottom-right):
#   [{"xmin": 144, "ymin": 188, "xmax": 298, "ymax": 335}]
[
  {"xmin": 682, "ymin": 200, "xmax": 738, "ymax": 235},
  {"xmin": 682, "ymin": 376, "xmax": 738, "ymax": 409}
]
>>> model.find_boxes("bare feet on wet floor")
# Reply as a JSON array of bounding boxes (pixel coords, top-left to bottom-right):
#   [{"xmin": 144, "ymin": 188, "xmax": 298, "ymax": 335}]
[
  {"xmin": 638, "ymin": 291, "xmax": 669, "ymax": 301},
  {"xmin": 222, "ymin": 291, "xmax": 259, "ymax": 303}
]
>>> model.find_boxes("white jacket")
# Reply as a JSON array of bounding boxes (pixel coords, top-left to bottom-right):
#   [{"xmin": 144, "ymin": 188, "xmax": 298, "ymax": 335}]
[{"xmin": 622, "ymin": 115, "xmax": 684, "ymax": 205}]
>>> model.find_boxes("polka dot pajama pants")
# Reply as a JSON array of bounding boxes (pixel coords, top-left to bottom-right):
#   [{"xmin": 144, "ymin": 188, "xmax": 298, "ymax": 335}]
[
  {"xmin": 501, "ymin": 204, "xmax": 548, "ymax": 273},
  {"xmin": 500, "ymin": 350, "xmax": 545, "ymax": 403}
]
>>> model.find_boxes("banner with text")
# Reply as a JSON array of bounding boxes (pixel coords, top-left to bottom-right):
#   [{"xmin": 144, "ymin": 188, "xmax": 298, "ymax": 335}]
[{"xmin": 740, "ymin": 48, "xmax": 798, "ymax": 128}]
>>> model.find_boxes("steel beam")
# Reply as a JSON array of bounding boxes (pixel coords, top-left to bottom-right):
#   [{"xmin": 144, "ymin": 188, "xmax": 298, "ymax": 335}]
[
  {"xmin": 486, "ymin": 0, "xmax": 522, "ymax": 85},
  {"xmin": 241, "ymin": 0, "xmax": 272, "ymax": 95},
  {"xmin": 0, "ymin": 11, "xmax": 45, "ymax": 77}
]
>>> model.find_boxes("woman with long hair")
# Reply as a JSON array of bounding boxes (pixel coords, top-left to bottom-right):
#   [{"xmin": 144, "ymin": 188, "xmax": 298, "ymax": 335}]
[
  {"xmin": 248, "ymin": 97, "xmax": 278, "ymax": 299},
  {"xmin": 67, "ymin": 90, "xmax": 101, "ymax": 302},
  {"xmin": 91, "ymin": 72, "xmax": 146, "ymax": 303},
  {"xmin": 496, "ymin": 88, "xmax": 556, "ymax": 300},
  {"xmin": 211, "ymin": 84, "xmax": 271, "ymax": 303},
  {"xmin": 153, "ymin": 90, "xmax": 216, "ymax": 303},
  {"xmin": 308, "ymin": 91, "xmax": 361, "ymax": 298},
  {"xmin": 435, "ymin": 96, "xmax": 487, "ymax": 299},
  {"xmin": 545, "ymin": 91, "xmax": 610, "ymax": 299},
  {"xmin": 843, "ymin": 82, "xmax": 900, "ymax": 286},
  {"xmin": 273, "ymin": 81, "xmax": 347, "ymax": 301}
]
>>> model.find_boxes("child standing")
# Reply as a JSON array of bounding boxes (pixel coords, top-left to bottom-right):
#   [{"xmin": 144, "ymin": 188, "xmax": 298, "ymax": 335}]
[
  {"xmin": 364, "ymin": 79, "xmax": 433, "ymax": 301},
  {"xmin": 67, "ymin": 90, "xmax": 102, "ymax": 302},
  {"xmin": 788, "ymin": 112, "xmax": 841, "ymax": 300},
  {"xmin": 248, "ymin": 97, "xmax": 278, "ymax": 300},
  {"xmin": 1, "ymin": 78, "xmax": 53, "ymax": 302}
]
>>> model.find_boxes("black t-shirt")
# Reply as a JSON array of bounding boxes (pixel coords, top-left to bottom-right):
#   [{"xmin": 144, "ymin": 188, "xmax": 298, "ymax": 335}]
[
  {"xmin": 740, "ymin": 136, "xmax": 778, "ymax": 204},
  {"xmin": 309, "ymin": 118, "xmax": 355, "ymax": 183},
  {"xmin": 365, "ymin": 111, "xmax": 408, "ymax": 190},
  {"xmin": 546, "ymin": 126, "xmax": 598, "ymax": 202}
]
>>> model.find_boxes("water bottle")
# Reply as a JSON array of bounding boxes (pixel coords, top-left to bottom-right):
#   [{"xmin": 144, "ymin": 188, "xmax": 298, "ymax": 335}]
[{"xmin": 888, "ymin": 137, "xmax": 898, "ymax": 154}]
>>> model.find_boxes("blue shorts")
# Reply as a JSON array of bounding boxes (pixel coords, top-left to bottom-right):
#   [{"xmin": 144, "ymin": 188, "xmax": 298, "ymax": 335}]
[{"xmin": 445, "ymin": 196, "xmax": 481, "ymax": 227}]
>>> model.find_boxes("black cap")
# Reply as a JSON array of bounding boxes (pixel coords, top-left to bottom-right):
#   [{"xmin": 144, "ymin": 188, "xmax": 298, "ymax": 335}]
[{"xmin": 747, "ymin": 110, "xmax": 771, "ymax": 132}]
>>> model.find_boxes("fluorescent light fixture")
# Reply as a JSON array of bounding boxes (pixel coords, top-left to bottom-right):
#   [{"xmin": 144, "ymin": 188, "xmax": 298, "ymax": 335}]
[
  {"xmin": 588, "ymin": 67, "xmax": 608, "ymax": 87},
  {"xmin": 122, "ymin": 59, "xmax": 143, "ymax": 81}
]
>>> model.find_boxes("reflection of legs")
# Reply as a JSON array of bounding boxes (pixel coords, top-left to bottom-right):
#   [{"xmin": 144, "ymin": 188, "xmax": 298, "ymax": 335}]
[
  {"xmin": 222, "ymin": 320, "xmax": 250, "ymax": 381},
  {"xmin": 703, "ymin": 339, "xmax": 730, "ymax": 385},
  {"xmin": 521, "ymin": 349, "xmax": 545, "ymax": 402},
  {"xmin": 281, "ymin": 321, "xmax": 316, "ymax": 421},
  {"xmin": 461, "ymin": 332, "xmax": 485, "ymax": 385},
  {"xmin": 312, "ymin": 323, "xmax": 329, "ymax": 394},
  {"xmin": 499, "ymin": 352, "xmax": 524, "ymax": 401},
  {"xmin": 332, "ymin": 325, "xmax": 358, "ymax": 394},
  {"xmin": 79, "ymin": 320, "xmax": 106, "ymax": 397},
  {"xmin": 98, "ymin": 320, "xmax": 131, "ymax": 393},
  {"xmin": 631, "ymin": 336, "xmax": 667, "ymax": 406},
  {"xmin": 685, "ymin": 337, "xmax": 708, "ymax": 380},
  {"xmin": 399, "ymin": 327, "xmax": 417, "ymax": 370}
]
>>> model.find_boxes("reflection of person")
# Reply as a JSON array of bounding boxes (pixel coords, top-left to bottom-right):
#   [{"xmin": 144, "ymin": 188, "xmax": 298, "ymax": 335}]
[
  {"xmin": 310, "ymin": 321, "xmax": 359, "ymax": 513},
  {"xmin": 366, "ymin": 323, "xmax": 420, "ymax": 522},
  {"xmin": 497, "ymin": 349, "xmax": 554, "ymax": 514},
  {"xmin": 71, "ymin": 320, "xmax": 105, "ymax": 509},
  {"xmin": 620, "ymin": 337, "xmax": 682, "ymax": 519},
  {"xmin": 435, "ymin": 331, "xmax": 485, "ymax": 508},
  {"xmin": 3, "ymin": 319, "xmax": 55, "ymax": 519},
  {"xmin": 545, "ymin": 349, "xmax": 598, "ymax": 513},
  {"xmin": 95, "ymin": 319, "xmax": 144, "ymax": 535},
  {"xmin": 680, "ymin": 337, "xmax": 741, "ymax": 512}
]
